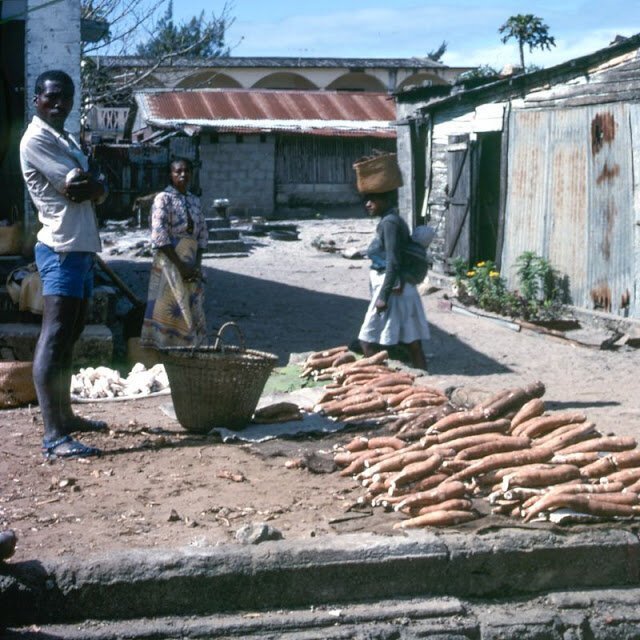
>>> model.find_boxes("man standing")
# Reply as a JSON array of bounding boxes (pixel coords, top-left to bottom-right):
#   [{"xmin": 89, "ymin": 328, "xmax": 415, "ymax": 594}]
[{"xmin": 20, "ymin": 70, "xmax": 108, "ymax": 459}]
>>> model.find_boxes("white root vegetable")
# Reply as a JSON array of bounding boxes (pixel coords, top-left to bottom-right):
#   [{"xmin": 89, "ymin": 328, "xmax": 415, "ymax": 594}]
[
  {"xmin": 557, "ymin": 437, "xmax": 638, "ymax": 455},
  {"xmin": 455, "ymin": 436, "xmax": 531, "ymax": 461},
  {"xmin": 393, "ymin": 509, "xmax": 477, "ymax": 529},
  {"xmin": 501, "ymin": 464, "xmax": 581, "ymax": 490},
  {"xmin": 394, "ymin": 481, "xmax": 467, "ymax": 511},
  {"xmin": 360, "ymin": 449, "xmax": 436, "ymax": 479},
  {"xmin": 414, "ymin": 498, "xmax": 474, "ymax": 516},
  {"xmin": 510, "ymin": 397, "xmax": 545, "ymax": 430},
  {"xmin": 524, "ymin": 493, "xmax": 640, "ymax": 522},
  {"xmin": 447, "ymin": 447, "xmax": 555, "ymax": 483},
  {"xmin": 514, "ymin": 412, "xmax": 587, "ymax": 439},
  {"xmin": 388, "ymin": 454, "xmax": 444, "ymax": 491}
]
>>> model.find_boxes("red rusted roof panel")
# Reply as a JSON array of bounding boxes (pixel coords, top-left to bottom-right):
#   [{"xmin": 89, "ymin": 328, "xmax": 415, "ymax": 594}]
[{"xmin": 142, "ymin": 89, "xmax": 395, "ymax": 122}]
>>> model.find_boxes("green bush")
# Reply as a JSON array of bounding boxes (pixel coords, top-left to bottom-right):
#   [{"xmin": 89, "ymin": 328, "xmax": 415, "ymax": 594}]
[{"xmin": 453, "ymin": 252, "xmax": 565, "ymax": 321}]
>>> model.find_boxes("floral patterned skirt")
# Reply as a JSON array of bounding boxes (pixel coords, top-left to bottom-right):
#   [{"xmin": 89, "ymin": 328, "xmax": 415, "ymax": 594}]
[{"xmin": 140, "ymin": 237, "xmax": 206, "ymax": 349}]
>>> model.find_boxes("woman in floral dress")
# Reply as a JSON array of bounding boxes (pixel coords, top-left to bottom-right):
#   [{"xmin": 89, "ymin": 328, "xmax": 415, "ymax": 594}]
[{"xmin": 140, "ymin": 157, "xmax": 209, "ymax": 349}]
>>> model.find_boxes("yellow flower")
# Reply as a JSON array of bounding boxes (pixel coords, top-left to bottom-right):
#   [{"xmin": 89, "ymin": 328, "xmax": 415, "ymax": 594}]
[
  {"xmin": 476, "ymin": 261, "xmax": 486, "ymax": 267},
  {"xmin": 466, "ymin": 270, "xmax": 476, "ymax": 277},
  {"xmin": 489, "ymin": 271, "xmax": 500, "ymax": 278}
]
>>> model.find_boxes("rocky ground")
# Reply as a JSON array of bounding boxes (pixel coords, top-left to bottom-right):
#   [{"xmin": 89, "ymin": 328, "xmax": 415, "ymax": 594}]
[{"xmin": 1, "ymin": 207, "xmax": 640, "ymax": 563}]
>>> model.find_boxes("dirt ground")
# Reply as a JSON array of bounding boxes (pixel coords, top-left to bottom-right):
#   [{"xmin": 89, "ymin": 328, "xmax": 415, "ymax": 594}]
[{"xmin": 2, "ymin": 209, "xmax": 640, "ymax": 563}]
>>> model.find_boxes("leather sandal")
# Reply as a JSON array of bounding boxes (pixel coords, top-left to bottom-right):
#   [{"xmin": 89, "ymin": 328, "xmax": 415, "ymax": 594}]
[{"xmin": 42, "ymin": 435, "xmax": 101, "ymax": 460}]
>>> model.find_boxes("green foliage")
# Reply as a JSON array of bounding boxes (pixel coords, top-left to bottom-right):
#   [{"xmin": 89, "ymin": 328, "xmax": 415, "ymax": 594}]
[
  {"xmin": 515, "ymin": 251, "xmax": 565, "ymax": 319},
  {"xmin": 455, "ymin": 65, "xmax": 500, "ymax": 87},
  {"xmin": 136, "ymin": 1, "xmax": 229, "ymax": 59},
  {"xmin": 453, "ymin": 252, "xmax": 566, "ymax": 321},
  {"xmin": 499, "ymin": 14, "xmax": 556, "ymax": 70},
  {"xmin": 80, "ymin": 0, "xmax": 233, "ymax": 117},
  {"xmin": 427, "ymin": 41, "xmax": 448, "ymax": 62}
]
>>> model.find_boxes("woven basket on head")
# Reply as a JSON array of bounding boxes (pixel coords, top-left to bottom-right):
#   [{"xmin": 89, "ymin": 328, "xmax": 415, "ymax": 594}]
[
  {"xmin": 160, "ymin": 323, "xmax": 278, "ymax": 433},
  {"xmin": 353, "ymin": 152, "xmax": 403, "ymax": 194}
]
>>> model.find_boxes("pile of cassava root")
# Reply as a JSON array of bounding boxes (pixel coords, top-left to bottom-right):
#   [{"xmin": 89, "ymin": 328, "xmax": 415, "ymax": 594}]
[
  {"xmin": 303, "ymin": 346, "xmax": 448, "ymax": 425},
  {"xmin": 302, "ymin": 346, "xmax": 640, "ymax": 529}
]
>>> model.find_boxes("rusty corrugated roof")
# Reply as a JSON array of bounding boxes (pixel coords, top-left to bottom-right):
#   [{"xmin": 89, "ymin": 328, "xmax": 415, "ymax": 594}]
[{"xmin": 135, "ymin": 89, "xmax": 396, "ymax": 138}]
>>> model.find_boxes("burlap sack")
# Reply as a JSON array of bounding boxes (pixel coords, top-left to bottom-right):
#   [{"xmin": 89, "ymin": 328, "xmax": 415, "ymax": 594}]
[
  {"xmin": 0, "ymin": 361, "xmax": 37, "ymax": 408},
  {"xmin": 127, "ymin": 337, "xmax": 161, "ymax": 369},
  {"xmin": 6, "ymin": 264, "xmax": 43, "ymax": 314},
  {"xmin": 353, "ymin": 152, "xmax": 403, "ymax": 194},
  {"xmin": 0, "ymin": 224, "xmax": 22, "ymax": 256}
]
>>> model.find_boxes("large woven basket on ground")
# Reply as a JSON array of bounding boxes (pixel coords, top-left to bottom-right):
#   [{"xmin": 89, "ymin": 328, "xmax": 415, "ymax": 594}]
[
  {"xmin": 160, "ymin": 323, "xmax": 278, "ymax": 433},
  {"xmin": 0, "ymin": 361, "xmax": 37, "ymax": 408}
]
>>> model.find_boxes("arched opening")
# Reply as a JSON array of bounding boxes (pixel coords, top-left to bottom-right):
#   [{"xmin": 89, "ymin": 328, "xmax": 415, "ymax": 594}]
[
  {"xmin": 397, "ymin": 72, "xmax": 448, "ymax": 92},
  {"xmin": 326, "ymin": 73, "xmax": 386, "ymax": 92},
  {"xmin": 175, "ymin": 71, "xmax": 243, "ymax": 89},
  {"xmin": 251, "ymin": 72, "xmax": 319, "ymax": 90}
]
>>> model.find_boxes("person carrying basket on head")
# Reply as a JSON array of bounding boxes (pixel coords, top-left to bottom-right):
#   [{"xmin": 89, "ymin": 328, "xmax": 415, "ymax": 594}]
[{"xmin": 353, "ymin": 152, "xmax": 430, "ymax": 371}]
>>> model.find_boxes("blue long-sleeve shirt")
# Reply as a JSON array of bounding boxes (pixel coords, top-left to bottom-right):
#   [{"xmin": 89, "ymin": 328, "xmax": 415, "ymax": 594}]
[{"xmin": 366, "ymin": 207, "xmax": 410, "ymax": 304}]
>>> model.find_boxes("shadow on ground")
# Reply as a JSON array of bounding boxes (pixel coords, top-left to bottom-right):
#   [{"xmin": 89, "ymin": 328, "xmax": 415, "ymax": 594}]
[
  {"xmin": 106, "ymin": 258, "xmax": 510, "ymax": 378},
  {"xmin": 544, "ymin": 400, "xmax": 621, "ymax": 410}
]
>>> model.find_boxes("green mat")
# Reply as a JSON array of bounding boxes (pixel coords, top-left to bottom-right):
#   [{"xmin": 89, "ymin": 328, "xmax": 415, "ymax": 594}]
[{"xmin": 262, "ymin": 364, "xmax": 326, "ymax": 395}]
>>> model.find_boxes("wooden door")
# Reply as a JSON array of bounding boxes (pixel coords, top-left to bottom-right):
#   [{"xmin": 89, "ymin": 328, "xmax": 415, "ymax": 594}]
[{"xmin": 445, "ymin": 134, "xmax": 473, "ymax": 265}]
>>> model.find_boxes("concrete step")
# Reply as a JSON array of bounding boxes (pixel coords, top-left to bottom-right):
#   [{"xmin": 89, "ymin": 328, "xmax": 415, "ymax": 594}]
[
  {"xmin": 205, "ymin": 216, "xmax": 231, "ymax": 230},
  {"xmin": 5, "ymin": 587, "xmax": 640, "ymax": 638},
  {"xmin": 1, "ymin": 528, "xmax": 639, "ymax": 628},
  {"xmin": 0, "ymin": 286, "xmax": 25, "ymax": 322},
  {"xmin": 0, "ymin": 254, "xmax": 28, "ymax": 281},
  {"xmin": 0, "ymin": 322, "xmax": 112, "ymax": 364},
  {"xmin": 202, "ymin": 251, "xmax": 251, "ymax": 259},
  {"xmin": 208, "ymin": 228, "xmax": 241, "ymax": 241},
  {"xmin": 205, "ymin": 239, "xmax": 249, "ymax": 254}
]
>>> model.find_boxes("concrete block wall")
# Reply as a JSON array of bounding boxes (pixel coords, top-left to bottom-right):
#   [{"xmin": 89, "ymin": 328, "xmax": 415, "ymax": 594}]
[
  {"xmin": 198, "ymin": 134, "xmax": 276, "ymax": 217},
  {"xmin": 276, "ymin": 182, "xmax": 360, "ymax": 208},
  {"xmin": 25, "ymin": 0, "xmax": 82, "ymax": 137}
]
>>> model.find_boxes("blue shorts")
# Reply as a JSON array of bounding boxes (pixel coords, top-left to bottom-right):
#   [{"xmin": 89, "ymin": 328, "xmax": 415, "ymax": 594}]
[{"xmin": 35, "ymin": 242, "xmax": 95, "ymax": 299}]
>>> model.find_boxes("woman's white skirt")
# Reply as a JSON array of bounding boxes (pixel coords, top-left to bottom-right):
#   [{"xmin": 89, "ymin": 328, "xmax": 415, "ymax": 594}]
[{"xmin": 358, "ymin": 270, "xmax": 430, "ymax": 345}]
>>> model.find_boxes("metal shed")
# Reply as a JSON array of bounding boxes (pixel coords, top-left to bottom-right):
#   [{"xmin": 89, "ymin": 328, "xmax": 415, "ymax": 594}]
[{"xmin": 396, "ymin": 33, "xmax": 640, "ymax": 319}]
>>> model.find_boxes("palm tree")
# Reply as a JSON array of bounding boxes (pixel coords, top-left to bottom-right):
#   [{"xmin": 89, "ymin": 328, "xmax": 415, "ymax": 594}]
[{"xmin": 499, "ymin": 14, "xmax": 556, "ymax": 71}]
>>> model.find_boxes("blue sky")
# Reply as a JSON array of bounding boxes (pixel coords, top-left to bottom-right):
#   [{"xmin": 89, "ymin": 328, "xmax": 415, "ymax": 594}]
[{"xmin": 172, "ymin": 0, "xmax": 640, "ymax": 69}]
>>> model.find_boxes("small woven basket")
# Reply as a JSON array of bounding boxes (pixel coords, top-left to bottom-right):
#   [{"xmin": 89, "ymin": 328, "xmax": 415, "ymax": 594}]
[
  {"xmin": 353, "ymin": 152, "xmax": 403, "ymax": 194},
  {"xmin": 160, "ymin": 323, "xmax": 278, "ymax": 432}
]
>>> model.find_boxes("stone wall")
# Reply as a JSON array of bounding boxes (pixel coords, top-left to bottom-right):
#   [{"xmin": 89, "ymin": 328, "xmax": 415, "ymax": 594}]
[
  {"xmin": 198, "ymin": 134, "xmax": 276, "ymax": 217},
  {"xmin": 199, "ymin": 132, "xmax": 366, "ymax": 215}
]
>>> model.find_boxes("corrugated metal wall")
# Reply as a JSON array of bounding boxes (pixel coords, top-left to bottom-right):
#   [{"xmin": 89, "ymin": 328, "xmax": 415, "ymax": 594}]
[
  {"xmin": 630, "ymin": 104, "xmax": 640, "ymax": 317},
  {"xmin": 502, "ymin": 105, "xmax": 636, "ymax": 316}
]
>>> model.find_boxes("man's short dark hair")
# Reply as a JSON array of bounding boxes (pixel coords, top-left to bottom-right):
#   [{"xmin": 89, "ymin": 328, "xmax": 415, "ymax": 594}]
[
  {"xmin": 169, "ymin": 157, "xmax": 194, "ymax": 171},
  {"xmin": 34, "ymin": 70, "xmax": 75, "ymax": 96}
]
